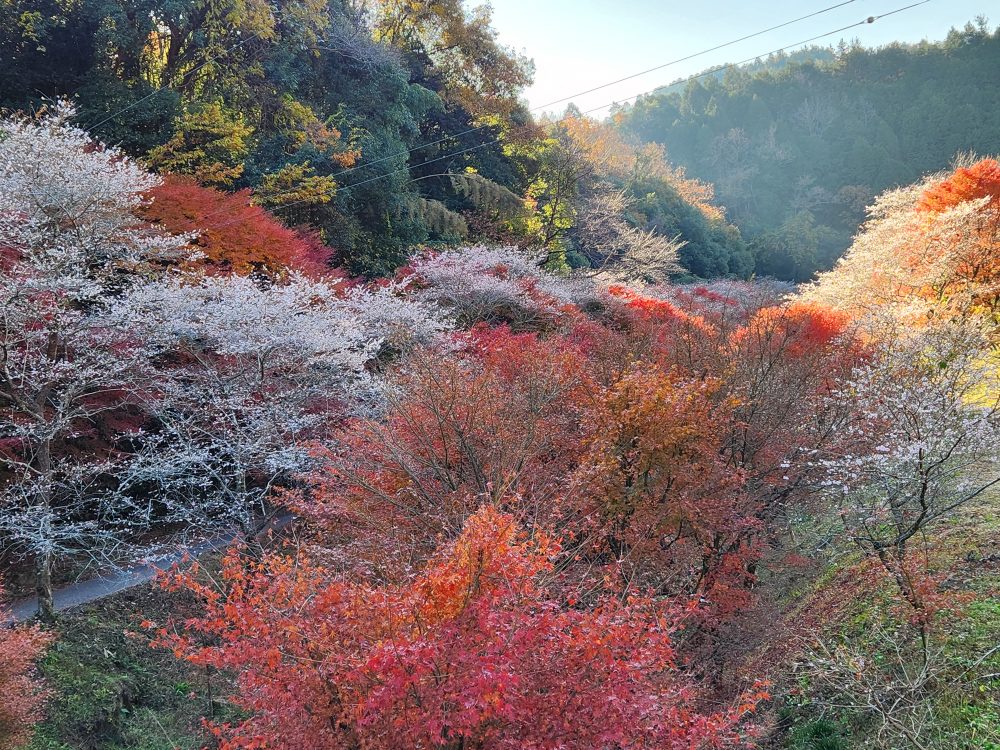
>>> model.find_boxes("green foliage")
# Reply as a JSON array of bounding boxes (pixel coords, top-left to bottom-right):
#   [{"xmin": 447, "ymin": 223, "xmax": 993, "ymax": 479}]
[
  {"xmin": 788, "ymin": 720, "xmax": 849, "ymax": 750},
  {"xmin": 631, "ymin": 176, "xmax": 752, "ymax": 277},
  {"xmin": 26, "ymin": 588, "xmax": 233, "ymax": 750},
  {"xmin": 779, "ymin": 492, "xmax": 1000, "ymax": 750},
  {"xmin": 0, "ymin": 0, "xmax": 748, "ymax": 278},
  {"xmin": 615, "ymin": 21, "xmax": 1000, "ymax": 280},
  {"xmin": 403, "ymin": 197, "xmax": 468, "ymax": 240},
  {"xmin": 0, "ymin": 0, "xmax": 536, "ymax": 276},
  {"xmin": 147, "ymin": 102, "xmax": 253, "ymax": 186},
  {"xmin": 449, "ymin": 172, "xmax": 525, "ymax": 218},
  {"xmin": 753, "ymin": 210, "xmax": 842, "ymax": 282}
]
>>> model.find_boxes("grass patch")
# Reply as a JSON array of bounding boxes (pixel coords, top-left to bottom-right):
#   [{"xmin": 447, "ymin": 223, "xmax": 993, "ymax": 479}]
[
  {"xmin": 25, "ymin": 573, "xmax": 235, "ymax": 750},
  {"xmin": 776, "ymin": 491, "xmax": 1000, "ymax": 749}
]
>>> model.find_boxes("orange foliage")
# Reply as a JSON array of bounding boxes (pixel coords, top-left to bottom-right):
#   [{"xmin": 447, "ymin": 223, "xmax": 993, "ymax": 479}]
[
  {"xmin": 917, "ymin": 159, "xmax": 1000, "ymax": 314},
  {"xmin": 154, "ymin": 506, "xmax": 758, "ymax": 749},
  {"xmin": 139, "ymin": 175, "xmax": 334, "ymax": 277},
  {"xmin": 733, "ymin": 302, "xmax": 851, "ymax": 359},
  {"xmin": 562, "ymin": 116, "xmax": 723, "ymax": 221},
  {"xmin": 149, "ymin": 283, "xmax": 869, "ymax": 744},
  {"xmin": 918, "ymin": 158, "xmax": 1000, "ymax": 213},
  {"xmin": 0, "ymin": 581, "xmax": 52, "ymax": 749},
  {"xmin": 572, "ymin": 362, "xmax": 758, "ymax": 615}
]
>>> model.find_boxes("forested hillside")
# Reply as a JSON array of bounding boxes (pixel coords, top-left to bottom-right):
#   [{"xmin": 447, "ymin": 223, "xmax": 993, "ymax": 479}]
[
  {"xmin": 1, "ymin": 4, "xmax": 1000, "ymax": 750},
  {"xmin": 615, "ymin": 20, "xmax": 1000, "ymax": 279},
  {"xmin": 0, "ymin": 0, "xmax": 747, "ymax": 278}
]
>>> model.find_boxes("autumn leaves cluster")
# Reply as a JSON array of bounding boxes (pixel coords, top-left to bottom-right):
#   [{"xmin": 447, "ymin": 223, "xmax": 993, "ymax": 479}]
[
  {"xmin": 148, "ymin": 159, "xmax": 1000, "ymax": 747},
  {"xmin": 148, "ymin": 279, "xmax": 860, "ymax": 748},
  {"xmin": 2, "ymin": 101, "xmax": 999, "ymax": 749}
]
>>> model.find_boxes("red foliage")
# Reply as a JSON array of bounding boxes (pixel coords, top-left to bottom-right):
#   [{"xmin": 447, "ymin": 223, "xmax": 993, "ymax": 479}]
[
  {"xmin": 720, "ymin": 301, "xmax": 859, "ymax": 496},
  {"xmin": 570, "ymin": 362, "xmax": 759, "ymax": 615},
  {"xmin": 918, "ymin": 158, "xmax": 1000, "ymax": 214},
  {"xmin": 155, "ymin": 506, "xmax": 759, "ymax": 749},
  {"xmin": 604, "ymin": 285, "xmax": 722, "ymax": 376},
  {"xmin": 916, "ymin": 159, "xmax": 1000, "ymax": 312},
  {"xmin": 606, "ymin": 284, "xmax": 713, "ymax": 332},
  {"xmin": 150, "ymin": 283, "xmax": 862, "ymax": 742},
  {"xmin": 732, "ymin": 302, "xmax": 850, "ymax": 359},
  {"xmin": 140, "ymin": 175, "xmax": 336, "ymax": 277},
  {"xmin": 0, "ymin": 581, "xmax": 52, "ymax": 749},
  {"xmin": 294, "ymin": 331, "xmax": 590, "ymax": 572}
]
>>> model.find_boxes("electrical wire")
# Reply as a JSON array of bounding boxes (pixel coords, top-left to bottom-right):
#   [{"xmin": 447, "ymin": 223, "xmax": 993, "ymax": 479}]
[
  {"xmin": 250, "ymin": 0, "xmax": 872, "ymax": 193},
  {"xmin": 215, "ymin": 0, "xmax": 929, "ymax": 229},
  {"xmin": 189, "ymin": 0, "xmax": 885, "ymax": 226}
]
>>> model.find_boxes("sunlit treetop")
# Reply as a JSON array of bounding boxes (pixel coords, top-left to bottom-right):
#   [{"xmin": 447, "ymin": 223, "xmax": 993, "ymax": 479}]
[{"xmin": 918, "ymin": 158, "xmax": 1000, "ymax": 213}]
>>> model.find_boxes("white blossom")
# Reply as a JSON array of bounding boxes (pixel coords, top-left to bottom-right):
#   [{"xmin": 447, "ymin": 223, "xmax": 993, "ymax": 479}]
[
  {"xmin": 820, "ymin": 321, "xmax": 1000, "ymax": 555},
  {"xmin": 0, "ymin": 103, "xmax": 190, "ymax": 617},
  {"xmin": 409, "ymin": 246, "xmax": 600, "ymax": 328}
]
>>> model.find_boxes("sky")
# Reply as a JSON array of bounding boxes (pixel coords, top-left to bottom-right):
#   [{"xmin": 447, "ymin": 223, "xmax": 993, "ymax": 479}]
[{"xmin": 487, "ymin": 0, "xmax": 995, "ymax": 116}]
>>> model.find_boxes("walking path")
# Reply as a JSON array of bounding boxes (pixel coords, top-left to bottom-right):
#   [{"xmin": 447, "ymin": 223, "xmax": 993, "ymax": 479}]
[{"xmin": 4, "ymin": 513, "xmax": 293, "ymax": 623}]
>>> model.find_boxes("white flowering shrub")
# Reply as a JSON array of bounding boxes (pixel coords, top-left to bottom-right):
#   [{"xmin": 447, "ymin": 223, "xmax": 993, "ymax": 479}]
[
  {"xmin": 113, "ymin": 272, "xmax": 456, "ymax": 536},
  {"xmin": 114, "ymin": 274, "xmax": 370, "ymax": 535},
  {"xmin": 120, "ymin": 273, "xmax": 378, "ymax": 373},
  {"xmin": 821, "ymin": 322, "xmax": 1000, "ymax": 566},
  {"xmin": 0, "ymin": 102, "xmax": 188, "ymax": 299},
  {"xmin": 409, "ymin": 246, "xmax": 600, "ymax": 330},
  {"xmin": 803, "ymin": 174, "xmax": 998, "ymax": 335},
  {"xmin": 644, "ymin": 278, "xmax": 795, "ymax": 324},
  {"xmin": 344, "ymin": 281, "xmax": 453, "ymax": 354}
]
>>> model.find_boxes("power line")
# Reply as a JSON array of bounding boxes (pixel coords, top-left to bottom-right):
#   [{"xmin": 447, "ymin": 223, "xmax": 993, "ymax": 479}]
[
  {"xmin": 190, "ymin": 0, "xmax": 881, "ymax": 225},
  {"xmin": 584, "ymin": 0, "xmax": 931, "ymax": 115},
  {"xmin": 218, "ymin": 0, "xmax": 928, "ymax": 229},
  {"xmin": 258, "ymin": 0, "xmax": 871, "ymax": 192},
  {"xmin": 532, "ymin": 0, "xmax": 863, "ymax": 112}
]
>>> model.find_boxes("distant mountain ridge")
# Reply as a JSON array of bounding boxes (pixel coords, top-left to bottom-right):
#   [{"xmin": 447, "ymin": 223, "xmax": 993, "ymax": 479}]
[
  {"xmin": 614, "ymin": 20, "xmax": 1000, "ymax": 280},
  {"xmin": 651, "ymin": 46, "xmax": 838, "ymax": 98}
]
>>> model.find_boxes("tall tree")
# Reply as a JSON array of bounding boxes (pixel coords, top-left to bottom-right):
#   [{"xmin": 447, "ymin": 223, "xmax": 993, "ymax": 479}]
[{"xmin": 0, "ymin": 104, "xmax": 188, "ymax": 619}]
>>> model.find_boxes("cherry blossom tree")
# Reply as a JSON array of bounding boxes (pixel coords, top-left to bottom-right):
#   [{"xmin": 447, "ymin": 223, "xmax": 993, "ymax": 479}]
[
  {"xmin": 407, "ymin": 246, "xmax": 598, "ymax": 331},
  {"xmin": 821, "ymin": 321, "xmax": 1000, "ymax": 618},
  {"xmin": 0, "ymin": 103, "xmax": 189, "ymax": 619},
  {"xmin": 114, "ymin": 273, "xmax": 452, "ymax": 541},
  {"xmin": 804, "ymin": 157, "xmax": 1000, "ymax": 336},
  {"xmin": 573, "ymin": 184, "xmax": 685, "ymax": 283}
]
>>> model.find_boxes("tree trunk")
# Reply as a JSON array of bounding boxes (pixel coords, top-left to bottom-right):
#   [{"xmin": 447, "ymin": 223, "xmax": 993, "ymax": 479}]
[
  {"xmin": 36, "ymin": 548, "xmax": 55, "ymax": 623},
  {"xmin": 35, "ymin": 439, "xmax": 56, "ymax": 622}
]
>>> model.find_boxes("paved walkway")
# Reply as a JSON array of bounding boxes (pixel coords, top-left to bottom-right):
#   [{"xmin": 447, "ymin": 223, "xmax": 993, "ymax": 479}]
[{"xmin": 4, "ymin": 513, "xmax": 293, "ymax": 623}]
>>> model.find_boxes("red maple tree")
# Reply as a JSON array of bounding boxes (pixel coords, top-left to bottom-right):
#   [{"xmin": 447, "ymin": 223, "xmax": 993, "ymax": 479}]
[
  {"xmin": 154, "ymin": 506, "xmax": 762, "ymax": 749},
  {"xmin": 139, "ymin": 175, "xmax": 336, "ymax": 277}
]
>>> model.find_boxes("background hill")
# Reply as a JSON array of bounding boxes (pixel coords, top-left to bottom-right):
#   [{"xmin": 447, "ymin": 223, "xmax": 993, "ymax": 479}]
[
  {"xmin": 0, "ymin": 0, "xmax": 745, "ymax": 278},
  {"xmin": 614, "ymin": 20, "xmax": 1000, "ymax": 280}
]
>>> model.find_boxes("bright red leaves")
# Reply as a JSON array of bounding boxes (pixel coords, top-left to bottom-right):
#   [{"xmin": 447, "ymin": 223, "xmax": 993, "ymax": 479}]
[{"xmin": 140, "ymin": 175, "xmax": 334, "ymax": 277}]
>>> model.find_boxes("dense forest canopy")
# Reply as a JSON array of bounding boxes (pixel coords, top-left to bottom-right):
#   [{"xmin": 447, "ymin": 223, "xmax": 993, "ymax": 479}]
[
  {"xmin": 615, "ymin": 20, "xmax": 1000, "ymax": 280},
  {"xmin": 0, "ymin": 0, "xmax": 746, "ymax": 278}
]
